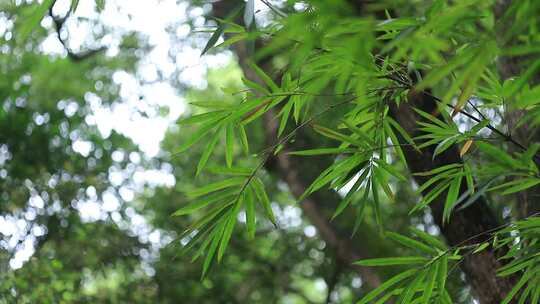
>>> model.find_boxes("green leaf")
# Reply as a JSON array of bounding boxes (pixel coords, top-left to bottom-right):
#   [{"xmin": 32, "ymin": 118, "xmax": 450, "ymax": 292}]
[
  {"xmin": 172, "ymin": 188, "xmax": 237, "ymax": 216},
  {"xmin": 238, "ymin": 124, "xmax": 249, "ymax": 155},
  {"xmin": 214, "ymin": 33, "xmax": 248, "ymax": 49},
  {"xmin": 456, "ymin": 178, "xmax": 495, "ymax": 211},
  {"xmin": 387, "ymin": 116, "xmax": 418, "ymax": 151},
  {"xmin": 251, "ymin": 178, "xmax": 277, "ymax": 226},
  {"xmin": 422, "ymin": 262, "xmax": 439, "ymax": 304},
  {"xmin": 245, "ymin": 189, "xmax": 256, "ymax": 239},
  {"xmin": 413, "ymin": 163, "xmax": 462, "ymax": 177},
  {"xmin": 375, "ymin": 159, "xmax": 407, "ymax": 181},
  {"xmin": 531, "ymin": 276, "xmax": 540, "ymax": 304},
  {"xmin": 371, "ymin": 178, "xmax": 383, "ymax": 230},
  {"xmin": 433, "ymin": 134, "xmax": 460, "ymax": 159},
  {"xmin": 501, "ymin": 178, "xmax": 540, "ymax": 195},
  {"xmin": 242, "ymin": 77, "xmax": 270, "ymax": 95},
  {"xmin": 178, "ymin": 116, "xmax": 226, "ymax": 153},
  {"xmin": 342, "ymin": 119, "xmax": 376, "ymax": 147},
  {"xmin": 19, "ymin": 0, "xmax": 55, "ymax": 42},
  {"xmin": 302, "ymin": 156, "xmax": 364, "ymax": 200},
  {"xmin": 332, "ymin": 168, "xmax": 369, "ymax": 219},
  {"xmin": 411, "ymin": 182, "xmax": 451, "ymax": 213},
  {"xmin": 386, "ymin": 232, "xmax": 437, "ymax": 254},
  {"xmin": 497, "ymin": 258, "xmax": 535, "ymax": 277},
  {"xmin": 201, "ymin": 4, "xmax": 243, "ymax": 56},
  {"xmin": 354, "ymin": 256, "xmax": 428, "ymax": 267},
  {"xmin": 374, "ymin": 167, "xmax": 394, "ymax": 200},
  {"xmin": 398, "ymin": 270, "xmax": 425, "ymax": 304},
  {"xmin": 288, "ymin": 147, "xmax": 356, "ymax": 156},
  {"xmin": 207, "ymin": 166, "xmax": 252, "ymax": 176},
  {"xmin": 357, "ymin": 269, "xmax": 417, "ymax": 304},
  {"xmin": 443, "ymin": 174, "xmax": 462, "ymax": 223},
  {"xmin": 384, "ymin": 121, "xmax": 408, "ymax": 165},
  {"xmin": 312, "ymin": 124, "xmax": 363, "ymax": 147},
  {"xmin": 95, "ymin": 0, "xmax": 105, "ymax": 11},
  {"xmin": 202, "ymin": 227, "xmax": 222, "ymax": 278},
  {"xmin": 225, "ymin": 123, "xmax": 235, "ymax": 168},
  {"xmin": 477, "ymin": 142, "xmax": 519, "ymax": 169},
  {"xmin": 473, "ymin": 242, "xmax": 490, "ymax": 254},
  {"xmin": 278, "ymin": 101, "xmax": 292, "ymax": 137},
  {"xmin": 410, "ymin": 228, "xmax": 447, "ymax": 251},
  {"xmin": 201, "ymin": 25, "xmax": 224, "ymax": 56},
  {"xmin": 436, "ymin": 255, "xmax": 448, "ymax": 297},
  {"xmin": 503, "ymin": 59, "xmax": 540, "ymax": 98},
  {"xmin": 179, "ymin": 111, "xmax": 227, "ymax": 126},
  {"xmin": 189, "ymin": 101, "xmax": 232, "ymax": 109},
  {"xmin": 186, "ymin": 177, "xmax": 245, "ymax": 199},
  {"xmin": 71, "ymin": 0, "xmax": 80, "ymax": 12},
  {"xmin": 248, "ymin": 61, "xmax": 279, "ymax": 92},
  {"xmin": 196, "ymin": 128, "xmax": 222, "ymax": 176},
  {"xmin": 217, "ymin": 199, "xmax": 242, "ymax": 262},
  {"xmin": 413, "ymin": 108, "xmax": 448, "ymax": 129},
  {"xmin": 501, "ymin": 268, "xmax": 536, "ymax": 304}
]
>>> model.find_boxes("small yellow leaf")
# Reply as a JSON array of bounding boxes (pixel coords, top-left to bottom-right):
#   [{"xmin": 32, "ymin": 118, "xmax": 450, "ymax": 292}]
[{"xmin": 460, "ymin": 139, "xmax": 473, "ymax": 158}]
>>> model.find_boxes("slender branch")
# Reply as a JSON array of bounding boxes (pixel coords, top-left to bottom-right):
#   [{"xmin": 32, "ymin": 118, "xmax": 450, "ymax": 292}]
[{"xmin": 48, "ymin": 0, "xmax": 106, "ymax": 62}]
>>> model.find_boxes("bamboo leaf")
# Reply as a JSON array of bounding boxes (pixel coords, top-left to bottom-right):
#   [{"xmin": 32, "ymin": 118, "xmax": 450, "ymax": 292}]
[
  {"xmin": 201, "ymin": 24, "xmax": 225, "ymax": 56},
  {"xmin": 196, "ymin": 128, "xmax": 222, "ymax": 176},
  {"xmin": 288, "ymin": 147, "xmax": 356, "ymax": 156},
  {"xmin": 178, "ymin": 117, "xmax": 225, "ymax": 153},
  {"xmin": 251, "ymin": 178, "xmax": 277, "ymax": 226},
  {"xmin": 245, "ymin": 188, "xmax": 256, "ymax": 239},
  {"xmin": 443, "ymin": 174, "xmax": 462, "ymax": 223},
  {"xmin": 386, "ymin": 232, "xmax": 437, "ymax": 254},
  {"xmin": 436, "ymin": 255, "xmax": 448, "ymax": 296},
  {"xmin": 410, "ymin": 228, "xmax": 447, "ymax": 251},
  {"xmin": 501, "ymin": 269, "xmax": 536, "ymax": 304},
  {"xmin": 217, "ymin": 199, "xmax": 242, "ymax": 262},
  {"xmin": 501, "ymin": 178, "xmax": 540, "ymax": 195},
  {"xmin": 202, "ymin": 228, "xmax": 222, "ymax": 278},
  {"xmin": 19, "ymin": 0, "xmax": 55, "ymax": 42},
  {"xmin": 225, "ymin": 123, "xmax": 235, "ymax": 168},
  {"xmin": 238, "ymin": 124, "xmax": 249, "ymax": 155},
  {"xmin": 186, "ymin": 177, "xmax": 245, "ymax": 199},
  {"xmin": 248, "ymin": 61, "xmax": 279, "ymax": 92},
  {"xmin": 278, "ymin": 101, "xmax": 293, "ymax": 137},
  {"xmin": 173, "ymin": 188, "xmax": 237, "ymax": 216},
  {"xmin": 421, "ymin": 262, "xmax": 439, "ymax": 303},
  {"xmin": 356, "ymin": 269, "xmax": 417, "ymax": 304}
]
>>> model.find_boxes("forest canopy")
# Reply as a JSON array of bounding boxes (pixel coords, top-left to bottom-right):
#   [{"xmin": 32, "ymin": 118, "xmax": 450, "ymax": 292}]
[{"xmin": 2, "ymin": 0, "xmax": 540, "ymax": 303}]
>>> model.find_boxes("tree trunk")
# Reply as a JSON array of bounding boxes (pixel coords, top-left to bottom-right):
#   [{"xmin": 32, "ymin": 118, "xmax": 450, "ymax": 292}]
[{"xmin": 389, "ymin": 90, "xmax": 517, "ymax": 303}]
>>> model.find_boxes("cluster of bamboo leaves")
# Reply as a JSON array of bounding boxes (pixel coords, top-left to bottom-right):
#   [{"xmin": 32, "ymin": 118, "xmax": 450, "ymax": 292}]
[{"xmin": 171, "ymin": 0, "xmax": 540, "ymax": 302}]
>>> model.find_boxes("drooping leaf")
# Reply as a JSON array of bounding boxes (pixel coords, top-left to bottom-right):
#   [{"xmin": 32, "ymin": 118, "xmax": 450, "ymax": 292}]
[
  {"xmin": 357, "ymin": 269, "xmax": 417, "ymax": 304},
  {"xmin": 186, "ymin": 177, "xmax": 245, "ymax": 199},
  {"xmin": 251, "ymin": 178, "xmax": 277, "ymax": 226},
  {"xmin": 225, "ymin": 123, "xmax": 235, "ymax": 168},
  {"xmin": 196, "ymin": 127, "xmax": 222, "ymax": 176}
]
